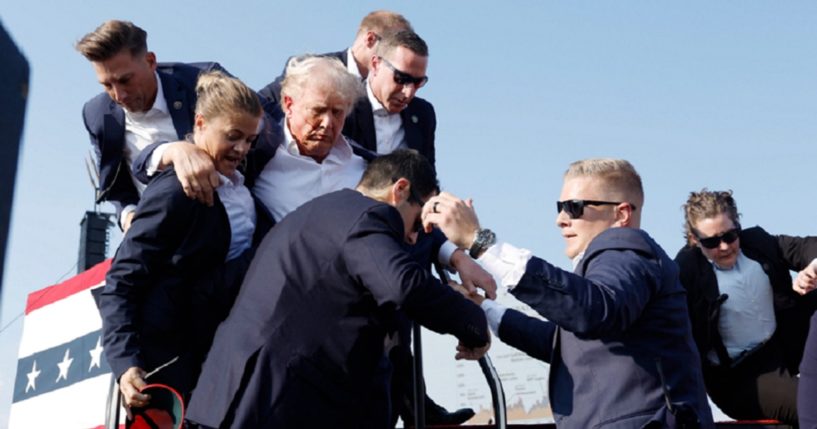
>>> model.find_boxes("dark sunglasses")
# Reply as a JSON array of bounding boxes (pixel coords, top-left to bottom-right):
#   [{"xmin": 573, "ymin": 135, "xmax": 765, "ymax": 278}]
[
  {"xmin": 695, "ymin": 227, "xmax": 740, "ymax": 249},
  {"xmin": 556, "ymin": 199, "xmax": 635, "ymax": 219},
  {"xmin": 379, "ymin": 56, "xmax": 429, "ymax": 88}
]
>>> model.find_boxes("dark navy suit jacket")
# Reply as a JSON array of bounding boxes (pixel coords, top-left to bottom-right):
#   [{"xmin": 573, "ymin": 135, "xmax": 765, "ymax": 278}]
[
  {"xmin": 497, "ymin": 228, "xmax": 714, "ymax": 429},
  {"xmin": 99, "ymin": 168, "xmax": 266, "ymax": 399},
  {"xmin": 186, "ymin": 189, "xmax": 488, "ymax": 429},
  {"xmin": 82, "ymin": 62, "xmax": 222, "ymax": 218}
]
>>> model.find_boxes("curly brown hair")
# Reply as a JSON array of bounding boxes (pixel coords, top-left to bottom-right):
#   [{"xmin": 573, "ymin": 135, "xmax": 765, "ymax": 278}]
[{"xmin": 682, "ymin": 188, "xmax": 741, "ymax": 246}]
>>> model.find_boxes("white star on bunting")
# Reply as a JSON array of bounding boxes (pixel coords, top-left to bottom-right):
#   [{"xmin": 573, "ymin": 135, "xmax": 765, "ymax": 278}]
[
  {"xmin": 89, "ymin": 337, "xmax": 103, "ymax": 371},
  {"xmin": 56, "ymin": 348, "xmax": 74, "ymax": 382},
  {"xmin": 25, "ymin": 360, "xmax": 41, "ymax": 393}
]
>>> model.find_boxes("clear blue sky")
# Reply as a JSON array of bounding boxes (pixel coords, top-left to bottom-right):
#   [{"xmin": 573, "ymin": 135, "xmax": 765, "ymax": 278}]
[{"xmin": 1, "ymin": 1, "xmax": 815, "ymax": 425}]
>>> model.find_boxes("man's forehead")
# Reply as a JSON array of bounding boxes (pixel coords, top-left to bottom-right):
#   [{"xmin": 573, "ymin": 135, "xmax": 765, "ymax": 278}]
[
  {"xmin": 93, "ymin": 53, "xmax": 141, "ymax": 79},
  {"xmin": 561, "ymin": 176, "xmax": 608, "ymax": 197},
  {"xmin": 299, "ymin": 84, "xmax": 346, "ymax": 107}
]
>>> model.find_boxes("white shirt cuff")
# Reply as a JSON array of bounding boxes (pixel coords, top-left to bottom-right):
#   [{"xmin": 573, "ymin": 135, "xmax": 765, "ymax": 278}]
[
  {"xmin": 438, "ymin": 240, "xmax": 458, "ymax": 267},
  {"xmin": 146, "ymin": 144, "xmax": 170, "ymax": 177},
  {"xmin": 478, "ymin": 240, "xmax": 532, "ymax": 290},
  {"xmin": 480, "ymin": 299, "xmax": 507, "ymax": 337},
  {"xmin": 120, "ymin": 205, "xmax": 137, "ymax": 229}
]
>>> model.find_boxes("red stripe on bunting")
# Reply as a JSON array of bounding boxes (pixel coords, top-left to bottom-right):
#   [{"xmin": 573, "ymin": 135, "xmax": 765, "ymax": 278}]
[{"xmin": 25, "ymin": 259, "xmax": 112, "ymax": 315}]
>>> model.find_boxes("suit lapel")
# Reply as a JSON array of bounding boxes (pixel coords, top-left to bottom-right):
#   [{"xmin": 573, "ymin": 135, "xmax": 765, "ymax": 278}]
[
  {"xmin": 159, "ymin": 71, "xmax": 194, "ymax": 139},
  {"xmin": 400, "ymin": 103, "xmax": 421, "ymax": 152},
  {"xmin": 348, "ymin": 97, "xmax": 377, "ymax": 152},
  {"xmin": 100, "ymin": 100, "xmax": 126, "ymax": 189}
]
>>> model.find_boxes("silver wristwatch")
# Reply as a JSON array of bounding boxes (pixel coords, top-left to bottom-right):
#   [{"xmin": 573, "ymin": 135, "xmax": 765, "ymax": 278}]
[{"xmin": 469, "ymin": 228, "xmax": 496, "ymax": 259}]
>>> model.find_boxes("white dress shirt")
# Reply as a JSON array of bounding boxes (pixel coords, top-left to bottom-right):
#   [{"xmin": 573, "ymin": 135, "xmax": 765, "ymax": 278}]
[
  {"xmin": 121, "ymin": 72, "xmax": 178, "ymax": 225},
  {"xmin": 709, "ymin": 250, "xmax": 776, "ymax": 363},
  {"xmin": 477, "ymin": 240, "xmax": 534, "ymax": 334},
  {"xmin": 366, "ymin": 80, "xmax": 406, "ymax": 154},
  {"xmin": 215, "ymin": 170, "xmax": 256, "ymax": 261},
  {"xmin": 252, "ymin": 122, "xmax": 368, "ymax": 222}
]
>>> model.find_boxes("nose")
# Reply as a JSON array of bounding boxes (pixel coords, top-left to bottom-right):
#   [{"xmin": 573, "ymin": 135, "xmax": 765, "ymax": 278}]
[
  {"xmin": 235, "ymin": 140, "xmax": 251, "ymax": 156},
  {"xmin": 111, "ymin": 84, "xmax": 127, "ymax": 103},
  {"xmin": 401, "ymin": 83, "xmax": 418, "ymax": 99},
  {"xmin": 556, "ymin": 210, "xmax": 570, "ymax": 228},
  {"xmin": 318, "ymin": 112, "xmax": 333, "ymax": 129},
  {"xmin": 718, "ymin": 240, "xmax": 731, "ymax": 251}
]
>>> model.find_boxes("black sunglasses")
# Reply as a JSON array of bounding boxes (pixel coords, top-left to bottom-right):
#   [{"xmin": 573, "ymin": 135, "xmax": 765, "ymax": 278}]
[
  {"xmin": 695, "ymin": 227, "xmax": 740, "ymax": 249},
  {"xmin": 379, "ymin": 56, "xmax": 429, "ymax": 88},
  {"xmin": 556, "ymin": 199, "xmax": 635, "ymax": 219}
]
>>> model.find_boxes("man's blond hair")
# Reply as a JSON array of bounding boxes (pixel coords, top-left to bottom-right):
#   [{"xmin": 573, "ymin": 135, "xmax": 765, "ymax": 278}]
[
  {"xmin": 357, "ymin": 10, "xmax": 412, "ymax": 37},
  {"xmin": 565, "ymin": 158, "xmax": 644, "ymax": 208}
]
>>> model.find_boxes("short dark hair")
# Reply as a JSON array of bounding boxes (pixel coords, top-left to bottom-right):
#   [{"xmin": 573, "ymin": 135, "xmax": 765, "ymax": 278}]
[
  {"xmin": 358, "ymin": 149, "xmax": 438, "ymax": 198},
  {"xmin": 76, "ymin": 20, "xmax": 147, "ymax": 62},
  {"xmin": 376, "ymin": 30, "xmax": 429, "ymax": 58}
]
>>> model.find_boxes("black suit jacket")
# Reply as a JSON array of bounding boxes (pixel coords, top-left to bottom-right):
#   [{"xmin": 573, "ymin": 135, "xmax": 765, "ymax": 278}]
[
  {"xmin": 675, "ymin": 226, "xmax": 817, "ymax": 374},
  {"xmin": 99, "ymin": 168, "xmax": 264, "ymax": 398},
  {"xmin": 186, "ymin": 189, "xmax": 488, "ymax": 429},
  {"xmin": 82, "ymin": 62, "xmax": 223, "ymax": 218},
  {"xmin": 343, "ymin": 95, "xmax": 437, "ymax": 166}
]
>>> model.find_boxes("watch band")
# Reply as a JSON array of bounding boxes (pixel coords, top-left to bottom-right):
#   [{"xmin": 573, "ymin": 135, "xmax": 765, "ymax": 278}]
[{"xmin": 469, "ymin": 228, "xmax": 496, "ymax": 259}]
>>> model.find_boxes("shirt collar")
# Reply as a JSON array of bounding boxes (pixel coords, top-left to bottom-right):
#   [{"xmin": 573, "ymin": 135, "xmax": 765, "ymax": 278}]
[
  {"xmin": 366, "ymin": 79, "xmax": 390, "ymax": 117},
  {"xmin": 124, "ymin": 71, "xmax": 169, "ymax": 116},
  {"xmin": 346, "ymin": 47, "xmax": 363, "ymax": 79},
  {"xmin": 152, "ymin": 71, "xmax": 170, "ymax": 114},
  {"xmin": 711, "ymin": 249, "xmax": 743, "ymax": 272},
  {"xmin": 218, "ymin": 170, "xmax": 245, "ymax": 187},
  {"xmin": 572, "ymin": 251, "xmax": 585, "ymax": 270}
]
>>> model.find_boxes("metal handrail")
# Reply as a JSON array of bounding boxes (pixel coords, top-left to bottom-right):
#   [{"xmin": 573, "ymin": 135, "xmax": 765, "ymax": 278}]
[{"xmin": 410, "ymin": 263, "xmax": 507, "ymax": 429}]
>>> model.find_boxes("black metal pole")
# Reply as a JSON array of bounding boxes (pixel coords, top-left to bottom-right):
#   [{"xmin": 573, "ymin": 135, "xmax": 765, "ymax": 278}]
[
  {"xmin": 411, "ymin": 321, "xmax": 426, "ymax": 429},
  {"xmin": 434, "ymin": 262, "xmax": 507, "ymax": 429}
]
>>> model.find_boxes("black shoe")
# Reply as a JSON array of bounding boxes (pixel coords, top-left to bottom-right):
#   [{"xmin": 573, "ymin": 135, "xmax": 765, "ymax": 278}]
[{"xmin": 424, "ymin": 399, "xmax": 475, "ymax": 426}]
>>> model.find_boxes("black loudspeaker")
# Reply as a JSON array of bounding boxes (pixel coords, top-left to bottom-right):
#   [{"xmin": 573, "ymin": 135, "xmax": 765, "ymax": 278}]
[
  {"xmin": 78, "ymin": 211, "xmax": 113, "ymax": 273},
  {"xmin": 0, "ymin": 23, "xmax": 30, "ymax": 296}
]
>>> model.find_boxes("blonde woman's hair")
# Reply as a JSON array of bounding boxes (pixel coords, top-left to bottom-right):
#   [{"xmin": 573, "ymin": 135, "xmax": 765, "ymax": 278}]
[{"xmin": 195, "ymin": 70, "xmax": 262, "ymax": 120}]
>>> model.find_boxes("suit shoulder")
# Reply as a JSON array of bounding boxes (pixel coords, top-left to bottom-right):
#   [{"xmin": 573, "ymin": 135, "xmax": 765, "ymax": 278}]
[
  {"xmin": 674, "ymin": 244, "xmax": 702, "ymax": 264},
  {"xmin": 83, "ymin": 92, "xmax": 114, "ymax": 117},
  {"xmin": 588, "ymin": 228, "xmax": 656, "ymax": 256},
  {"xmin": 82, "ymin": 92, "xmax": 116, "ymax": 133},
  {"xmin": 140, "ymin": 168, "xmax": 189, "ymax": 205},
  {"xmin": 408, "ymin": 97, "xmax": 435, "ymax": 115},
  {"xmin": 739, "ymin": 225, "xmax": 774, "ymax": 245},
  {"xmin": 157, "ymin": 61, "xmax": 223, "ymax": 83}
]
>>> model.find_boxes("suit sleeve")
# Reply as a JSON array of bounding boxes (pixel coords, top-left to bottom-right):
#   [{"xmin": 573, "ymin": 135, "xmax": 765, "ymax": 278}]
[
  {"xmin": 82, "ymin": 101, "xmax": 139, "ymax": 218},
  {"xmin": 342, "ymin": 206, "xmax": 489, "ymax": 347},
  {"xmin": 99, "ymin": 174, "xmax": 197, "ymax": 378},
  {"xmin": 131, "ymin": 140, "xmax": 170, "ymax": 184},
  {"xmin": 776, "ymin": 234, "xmax": 817, "ymax": 271},
  {"xmin": 511, "ymin": 249, "xmax": 659, "ymax": 338},
  {"xmin": 498, "ymin": 309, "xmax": 556, "ymax": 363}
]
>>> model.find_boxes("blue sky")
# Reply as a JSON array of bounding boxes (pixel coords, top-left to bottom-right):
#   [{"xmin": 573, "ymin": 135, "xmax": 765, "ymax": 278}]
[{"xmin": 1, "ymin": 1, "xmax": 815, "ymax": 425}]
